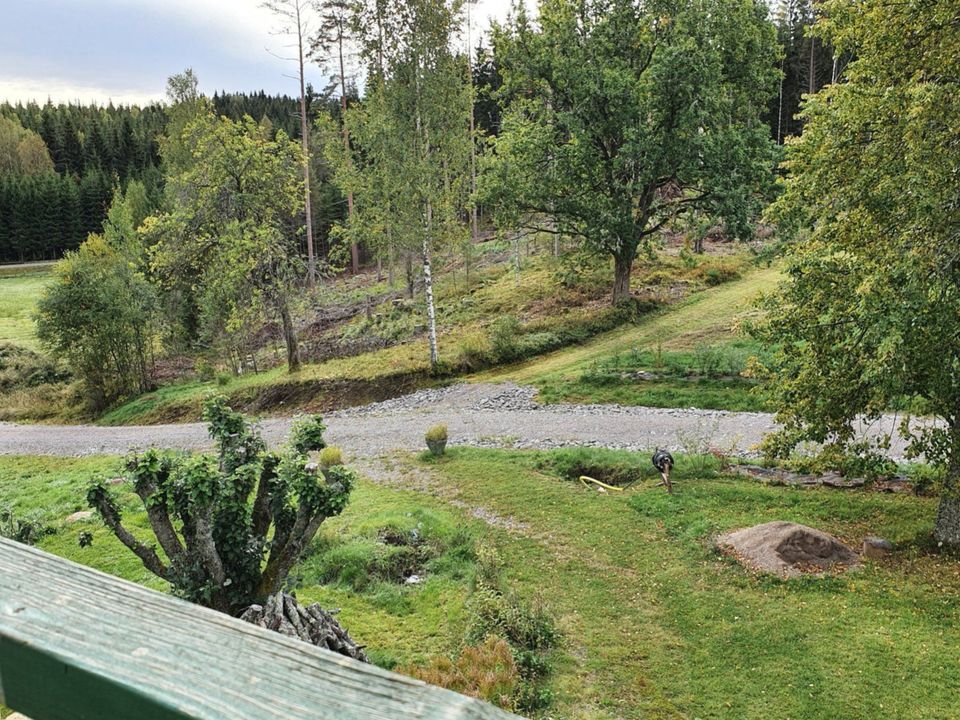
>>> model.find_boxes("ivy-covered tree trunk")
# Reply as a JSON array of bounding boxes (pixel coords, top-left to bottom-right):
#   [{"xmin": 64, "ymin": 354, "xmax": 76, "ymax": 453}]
[{"xmin": 935, "ymin": 439, "xmax": 960, "ymax": 548}]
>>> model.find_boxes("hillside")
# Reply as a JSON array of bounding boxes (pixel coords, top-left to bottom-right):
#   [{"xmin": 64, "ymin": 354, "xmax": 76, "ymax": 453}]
[{"xmin": 0, "ymin": 240, "xmax": 776, "ymax": 426}]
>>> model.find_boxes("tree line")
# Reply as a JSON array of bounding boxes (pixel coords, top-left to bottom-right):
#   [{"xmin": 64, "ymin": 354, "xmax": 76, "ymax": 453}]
[{"xmin": 0, "ymin": 91, "xmax": 351, "ymax": 263}]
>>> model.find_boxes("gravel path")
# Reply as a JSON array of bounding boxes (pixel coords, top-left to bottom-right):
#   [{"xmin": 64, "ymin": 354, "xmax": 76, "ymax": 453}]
[{"xmin": 0, "ymin": 383, "xmax": 922, "ymax": 459}]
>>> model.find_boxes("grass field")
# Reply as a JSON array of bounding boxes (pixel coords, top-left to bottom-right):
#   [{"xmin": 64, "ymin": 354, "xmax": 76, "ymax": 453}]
[
  {"xmin": 477, "ymin": 264, "xmax": 781, "ymax": 410},
  {"xmin": 97, "ymin": 251, "xmax": 762, "ymax": 425},
  {"xmin": 3, "ymin": 446, "xmax": 957, "ymax": 719},
  {"xmin": 0, "ymin": 264, "xmax": 52, "ymax": 350}
]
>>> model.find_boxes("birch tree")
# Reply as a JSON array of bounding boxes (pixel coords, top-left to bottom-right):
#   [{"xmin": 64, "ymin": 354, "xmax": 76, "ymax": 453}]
[{"xmin": 335, "ymin": 0, "xmax": 472, "ymax": 369}]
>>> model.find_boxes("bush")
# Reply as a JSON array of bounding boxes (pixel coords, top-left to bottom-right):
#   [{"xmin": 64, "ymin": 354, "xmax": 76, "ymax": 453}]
[
  {"xmin": 87, "ymin": 396, "xmax": 353, "ymax": 614},
  {"xmin": 489, "ymin": 315, "xmax": 522, "ymax": 361},
  {"xmin": 401, "ymin": 637, "xmax": 519, "ymax": 710},
  {"xmin": 464, "ymin": 544, "xmax": 558, "ymax": 712},
  {"xmin": 466, "ymin": 584, "xmax": 558, "ymax": 711},
  {"xmin": 36, "ymin": 234, "xmax": 157, "ymax": 412},
  {"xmin": 290, "ymin": 414, "xmax": 327, "ymax": 453}
]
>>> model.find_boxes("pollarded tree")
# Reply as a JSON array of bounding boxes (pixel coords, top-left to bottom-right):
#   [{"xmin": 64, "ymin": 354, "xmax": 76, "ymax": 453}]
[
  {"xmin": 145, "ymin": 105, "xmax": 305, "ymax": 372},
  {"xmin": 87, "ymin": 397, "xmax": 354, "ymax": 615},
  {"xmin": 755, "ymin": 0, "xmax": 960, "ymax": 547},
  {"xmin": 482, "ymin": 0, "xmax": 780, "ymax": 304}
]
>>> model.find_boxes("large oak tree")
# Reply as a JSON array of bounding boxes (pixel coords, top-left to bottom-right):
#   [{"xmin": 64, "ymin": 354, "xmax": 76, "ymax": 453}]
[{"xmin": 483, "ymin": 0, "xmax": 779, "ymax": 303}]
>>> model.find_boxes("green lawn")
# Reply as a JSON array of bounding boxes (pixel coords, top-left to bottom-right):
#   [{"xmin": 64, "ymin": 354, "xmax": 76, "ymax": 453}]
[
  {"xmin": 478, "ymin": 264, "xmax": 781, "ymax": 411},
  {"xmin": 2, "ymin": 447, "xmax": 957, "ymax": 719},
  {"xmin": 0, "ymin": 265, "xmax": 51, "ymax": 350}
]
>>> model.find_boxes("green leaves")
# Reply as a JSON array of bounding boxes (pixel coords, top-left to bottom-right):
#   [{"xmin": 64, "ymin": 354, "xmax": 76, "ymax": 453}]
[
  {"xmin": 757, "ymin": 0, "xmax": 960, "ymax": 508},
  {"xmin": 483, "ymin": 0, "xmax": 779, "ymax": 302},
  {"xmin": 290, "ymin": 414, "xmax": 328, "ymax": 454}
]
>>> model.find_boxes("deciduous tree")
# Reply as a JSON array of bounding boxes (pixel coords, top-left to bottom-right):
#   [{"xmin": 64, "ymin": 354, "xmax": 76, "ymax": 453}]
[
  {"xmin": 483, "ymin": 0, "xmax": 779, "ymax": 304},
  {"xmin": 756, "ymin": 0, "xmax": 960, "ymax": 547},
  {"xmin": 146, "ymin": 107, "xmax": 306, "ymax": 372}
]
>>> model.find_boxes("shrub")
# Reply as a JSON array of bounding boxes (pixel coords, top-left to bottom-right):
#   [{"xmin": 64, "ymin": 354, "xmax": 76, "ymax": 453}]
[
  {"xmin": 401, "ymin": 637, "xmax": 519, "ymax": 710},
  {"xmin": 489, "ymin": 315, "xmax": 522, "ymax": 361},
  {"xmin": 290, "ymin": 414, "xmax": 327, "ymax": 453},
  {"xmin": 86, "ymin": 396, "xmax": 352, "ymax": 614},
  {"xmin": 36, "ymin": 234, "xmax": 158, "ymax": 412},
  {"xmin": 456, "ymin": 330, "xmax": 493, "ymax": 370},
  {"xmin": 465, "ymin": 545, "xmax": 559, "ymax": 712}
]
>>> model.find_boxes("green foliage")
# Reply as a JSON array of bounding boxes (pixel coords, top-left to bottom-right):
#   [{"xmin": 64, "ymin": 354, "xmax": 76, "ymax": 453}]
[
  {"xmin": 0, "ymin": 504, "xmax": 54, "ymax": 545},
  {"xmin": 86, "ymin": 397, "xmax": 351, "ymax": 614},
  {"xmin": 36, "ymin": 233, "xmax": 157, "ymax": 412},
  {"xmin": 319, "ymin": 446, "xmax": 344, "ymax": 468},
  {"xmin": 755, "ymin": 0, "xmax": 960, "ymax": 544},
  {"xmin": 483, "ymin": 0, "xmax": 779, "ymax": 302},
  {"xmin": 290, "ymin": 414, "xmax": 328, "ymax": 454},
  {"xmin": 300, "ymin": 508, "xmax": 475, "ymax": 593},
  {"xmin": 466, "ymin": 545, "xmax": 559, "ymax": 712},
  {"xmin": 488, "ymin": 315, "xmax": 522, "ymax": 361},
  {"xmin": 146, "ymin": 104, "xmax": 306, "ymax": 371},
  {"xmin": 0, "ymin": 342, "xmax": 69, "ymax": 390},
  {"xmin": 425, "ymin": 424, "xmax": 448, "ymax": 443}
]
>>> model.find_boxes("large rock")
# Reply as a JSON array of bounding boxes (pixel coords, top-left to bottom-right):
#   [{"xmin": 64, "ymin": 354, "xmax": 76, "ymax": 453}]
[{"xmin": 717, "ymin": 521, "xmax": 860, "ymax": 578}]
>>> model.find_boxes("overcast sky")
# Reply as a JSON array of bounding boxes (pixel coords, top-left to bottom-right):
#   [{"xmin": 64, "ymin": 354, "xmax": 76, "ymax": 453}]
[{"xmin": 0, "ymin": 0, "xmax": 520, "ymax": 106}]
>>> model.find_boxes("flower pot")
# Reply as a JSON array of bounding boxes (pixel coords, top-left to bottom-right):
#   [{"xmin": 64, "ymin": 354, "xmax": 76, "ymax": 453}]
[{"xmin": 426, "ymin": 438, "xmax": 447, "ymax": 456}]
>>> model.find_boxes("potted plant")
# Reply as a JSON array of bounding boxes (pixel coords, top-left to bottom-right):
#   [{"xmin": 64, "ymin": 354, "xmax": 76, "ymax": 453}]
[
  {"xmin": 425, "ymin": 424, "xmax": 448, "ymax": 456},
  {"xmin": 318, "ymin": 446, "xmax": 344, "ymax": 481}
]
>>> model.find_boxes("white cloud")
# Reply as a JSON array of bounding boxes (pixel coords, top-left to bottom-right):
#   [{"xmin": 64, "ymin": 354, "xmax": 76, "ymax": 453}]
[{"xmin": 0, "ymin": 76, "xmax": 164, "ymax": 107}]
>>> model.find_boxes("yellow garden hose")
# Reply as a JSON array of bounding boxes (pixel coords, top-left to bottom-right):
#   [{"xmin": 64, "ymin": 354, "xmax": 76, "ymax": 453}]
[{"xmin": 579, "ymin": 475, "xmax": 624, "ymax": 492}]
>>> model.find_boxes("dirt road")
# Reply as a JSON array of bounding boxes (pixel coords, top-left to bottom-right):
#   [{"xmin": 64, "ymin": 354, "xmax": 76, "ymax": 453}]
[{"xmin": 0, "ymin": 383, "xmax": 923, "ymax": 460}]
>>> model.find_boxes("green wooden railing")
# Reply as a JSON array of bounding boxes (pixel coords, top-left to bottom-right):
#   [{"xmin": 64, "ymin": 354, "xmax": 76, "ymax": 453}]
[{"xmin": 0, "ymin": 538, "xmax": 519, "ymax": 720}]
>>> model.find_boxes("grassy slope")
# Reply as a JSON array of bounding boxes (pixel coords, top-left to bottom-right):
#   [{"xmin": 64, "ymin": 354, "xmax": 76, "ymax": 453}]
[
  {"xmin": 0, "ymin": 267, "xmax": 51, "ymax": 350},
  {"xmin": 3, "ymin": 450, "xmax": 957, "ymax": 719},
  {"xmin": 99, "ymin": 252, "xmax": 757, "ymax": 425},
  {"xmin": 476, "ymin": 264, "xmax": 781, "ymax": 408}
]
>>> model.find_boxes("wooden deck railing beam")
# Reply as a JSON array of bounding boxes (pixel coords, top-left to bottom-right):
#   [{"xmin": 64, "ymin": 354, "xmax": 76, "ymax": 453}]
[{"xmin": 0, "ymin": 538, "xmax": 520, "ymax": 720}]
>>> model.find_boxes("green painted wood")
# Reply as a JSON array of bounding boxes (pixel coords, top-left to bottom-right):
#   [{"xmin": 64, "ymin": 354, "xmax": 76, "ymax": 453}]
[{"xmin": 0, "ymin": 539, "xmax": 521, "ymax": 720}]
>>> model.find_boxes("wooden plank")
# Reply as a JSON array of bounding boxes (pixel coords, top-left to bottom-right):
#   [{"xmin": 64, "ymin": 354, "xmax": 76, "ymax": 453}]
[{"xmin": 0, "ymin": 539, "xmax": 520, "ymax": 720}]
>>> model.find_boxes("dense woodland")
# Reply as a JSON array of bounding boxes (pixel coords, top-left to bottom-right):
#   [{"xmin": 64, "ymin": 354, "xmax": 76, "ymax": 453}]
[{"xmin": 0, "ymin": 0, "xmax": 822, "ymax": 264}]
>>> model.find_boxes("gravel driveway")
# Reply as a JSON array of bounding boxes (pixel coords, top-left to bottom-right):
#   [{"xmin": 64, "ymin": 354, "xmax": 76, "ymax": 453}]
[{"xmin": 0, "ymin": 383, "xmax": 922, "ymax": 459}]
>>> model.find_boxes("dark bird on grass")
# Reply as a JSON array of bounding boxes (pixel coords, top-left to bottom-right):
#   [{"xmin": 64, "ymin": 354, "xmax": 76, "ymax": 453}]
[{"xmin": 652, "ymin": 448, "xmax": 675, "ymax": 494}]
